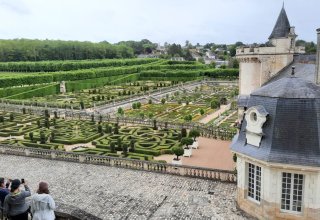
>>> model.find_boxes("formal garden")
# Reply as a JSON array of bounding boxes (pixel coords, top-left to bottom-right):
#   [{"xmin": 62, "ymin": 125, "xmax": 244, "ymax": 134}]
[
  {"xmin": 20, "ymin": 80, "xmax": 174, "ymax": 109},
  {"xmin": 208, "ymin": 109, "xmax": 238, "ymax": 133},
  {"xmin": 168, "ymin": 85, "xmax": 238, "ymax": 106},
  {"xmin": 124, "ymin": 103, "xmax": 213, "ymax": 122},
  {"xmin": 0, "ymin": 58, "xmax": 238, "ymax": 109},
  {"xmin": 118, "ymin": 82, "xmax": 238, "ymax": 123},
  {"xmin": 0, "ymin": 111, "xmax": 205, "ymax": 161},
  {"xmin": 0, "ymin": 58, "xmax": 240, "ymax": 163}
]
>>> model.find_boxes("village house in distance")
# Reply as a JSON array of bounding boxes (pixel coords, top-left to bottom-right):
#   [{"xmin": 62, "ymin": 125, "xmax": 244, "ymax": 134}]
[{"xmin": 232, "ymin": 5, "xmax": 320, "ymax": 220}]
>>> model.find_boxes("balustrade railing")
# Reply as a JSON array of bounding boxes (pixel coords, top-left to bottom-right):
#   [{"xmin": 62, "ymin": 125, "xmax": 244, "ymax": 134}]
[{"xmin": 0, "ymin": 144, "xmax": 236, "ymax": 183}]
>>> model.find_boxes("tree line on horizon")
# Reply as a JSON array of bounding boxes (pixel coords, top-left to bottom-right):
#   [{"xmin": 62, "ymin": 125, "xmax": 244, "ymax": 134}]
[
  {"xmin": 0, "ymin": 39, "xmax": 136, "ymax": 62},
  {"xmin": 0, "ymin": 38, "xmax": 316, "ymax": 62}
]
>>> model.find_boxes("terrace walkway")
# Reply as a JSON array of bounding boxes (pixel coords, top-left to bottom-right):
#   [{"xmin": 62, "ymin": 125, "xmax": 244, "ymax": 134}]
[{"xmin": 0, "ymin": 154, "xmax": 250, "ymax": 219}]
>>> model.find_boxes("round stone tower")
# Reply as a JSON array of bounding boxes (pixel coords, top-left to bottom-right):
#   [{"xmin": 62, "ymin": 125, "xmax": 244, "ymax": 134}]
[
  {"xmin": 236, "ymin": 5, "xmax": 302, "ymax": 96},
  {"xmin": 231, "ymin": 73, "xmax": 320, "ymax": 219}
]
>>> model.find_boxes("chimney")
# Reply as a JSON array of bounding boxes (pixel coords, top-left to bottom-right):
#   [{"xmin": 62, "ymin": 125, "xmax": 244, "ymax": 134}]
[{"xmin": 316, "ymin": 28, "xmax": 320, "ymax": 84}]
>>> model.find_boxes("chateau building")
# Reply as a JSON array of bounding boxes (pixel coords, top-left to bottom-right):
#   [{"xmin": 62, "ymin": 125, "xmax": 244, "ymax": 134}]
[
  {"xmin": 236, "ymin": 5, "xmax": 306, "ymax": 96},
  {"xmin": 231, "ymin": 5, "xmax": 320, "ymax": 220}
]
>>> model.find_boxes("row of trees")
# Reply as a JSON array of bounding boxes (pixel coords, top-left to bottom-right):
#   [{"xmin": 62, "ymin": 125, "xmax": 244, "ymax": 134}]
[
  {"xmin": 0, "ymin": 39, "xmax": 136, "ymax": 62},
  {"xmin": 117, "ymin": 39, "xmax": 157, "ymax": 55},
  {"xmin": 296, "ymin": 40, "xmax": 317, "ymax": 53},
  {"xmin": 0, "ymin": 39, "xmax": 163, "ymax": 62}
]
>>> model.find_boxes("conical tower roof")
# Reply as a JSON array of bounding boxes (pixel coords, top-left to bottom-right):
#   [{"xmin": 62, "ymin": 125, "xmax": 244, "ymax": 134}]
[{"xmin": 269, "ymin": 6, "xmax": 291, "ymax": 39}]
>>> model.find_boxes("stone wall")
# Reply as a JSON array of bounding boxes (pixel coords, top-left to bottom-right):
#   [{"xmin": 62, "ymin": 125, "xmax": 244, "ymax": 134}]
[{"xmin": 237, "ymin": 53, "xmax": 294, "ymax": 96}]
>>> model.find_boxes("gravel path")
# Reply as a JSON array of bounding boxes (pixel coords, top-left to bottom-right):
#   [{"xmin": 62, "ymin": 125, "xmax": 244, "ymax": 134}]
[
  {"xmin": 0, "ymin": 154, "xmax": 249, "ymax": 220},
  {"xmin": 199, "ymin": 104, "xmax": 230, "ymax": 124}
]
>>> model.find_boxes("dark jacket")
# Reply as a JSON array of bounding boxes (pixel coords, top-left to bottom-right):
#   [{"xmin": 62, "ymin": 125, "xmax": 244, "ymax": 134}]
[
  {"xmin": 0, "ymin": 187, "xmax": 9, "ymax": 205},
  {"xmin": 3, "ymin": 185, "xmax": 31, "ymax": 217}
]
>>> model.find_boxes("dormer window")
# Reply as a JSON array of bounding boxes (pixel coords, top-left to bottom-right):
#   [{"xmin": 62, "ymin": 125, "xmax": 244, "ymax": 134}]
[{"xmin": 245, "ymin": 106, "xmax": 268, "ymax": 147}]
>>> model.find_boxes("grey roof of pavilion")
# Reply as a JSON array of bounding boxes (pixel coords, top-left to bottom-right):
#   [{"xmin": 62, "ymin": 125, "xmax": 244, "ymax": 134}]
[
  {"xmin": 232, "ymin": 77, "xmax": 320, "ymax": 167},
  {"xmin": 238, "ymin": 95, "xmax": 249, "ymax": 107},
  {"xmin": 253, "ymin": 77, "xmax": 320, "ymax": 98},
  {"xmin": 252, "ymin": 105, "xmax": 269, "ymax": 116},
  {"xmin": 269, "ymin": 7, "xmax": 291, "ymax": 39},
  {"xmin": 266, "ymin": 61, "xmax": 316, "ymax": 85}
]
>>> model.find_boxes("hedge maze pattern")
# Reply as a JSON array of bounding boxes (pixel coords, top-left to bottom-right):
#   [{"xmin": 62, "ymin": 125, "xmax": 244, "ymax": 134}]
[{"xmin": 0, "ymin": 111, "xmax": 182, "ymax": 161}]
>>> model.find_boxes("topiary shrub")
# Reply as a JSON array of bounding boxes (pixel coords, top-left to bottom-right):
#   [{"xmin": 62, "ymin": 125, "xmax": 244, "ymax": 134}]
[
  {"xmin": 9, "ymin": 113, "xmax": 14, "ymax": 121},
  {"xmin": 153, "ymin": 119, "xmax": 157, "ymax": 130},
  {"xmin": 189, "ymin": 129, "xmax": 200, "ymax": 141},
  {"xmin": 122, "ymin": 143, "xmax": 128, "ymax": 157},
  {"xmin": 129, "ymin": 140, "xmax": 135, "ymax": 152},
  {"xmin": 172, "ymin": 146, "xmax": 184, "ymax": 161},
  {"xmin": 29, "ymin": 132, "xmax": 34, "ymax": 142},
  {"xmin": 181, "ymin": 128, "xmax": 187, "ymax": 138},
  {"xmin": 40, "ymin": 131, "xmax": 46, "ymax": 144},
  {"xmin": 180, "ymin": 137, "xmax": 193, "ymax": 149},
  {"xmin": 110, "ymin": 142, "xmax": 116, "ymax": 153}
]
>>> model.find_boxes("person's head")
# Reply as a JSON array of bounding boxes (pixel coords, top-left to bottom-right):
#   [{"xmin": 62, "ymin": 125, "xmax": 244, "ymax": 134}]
[
  {"xmin": 37, "ymin": 182, "xmax": 49, "ymax": 194},
  {"xmin": 10, "ymin": 179, "xmax": 21, "ymax": 193},
  {"xmin": 0, "ymin": 178, "xmax": 4, "ymax": 187}
]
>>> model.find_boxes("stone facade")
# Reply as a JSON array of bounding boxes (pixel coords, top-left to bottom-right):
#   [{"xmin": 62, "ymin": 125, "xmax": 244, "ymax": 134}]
[
  {"xmin": 236, "ymin": 45, "xmax": 298, "ymax": 96},
  {"xmin": 236, "ymin": 154, "xmax": 320, "ymax": 220}
]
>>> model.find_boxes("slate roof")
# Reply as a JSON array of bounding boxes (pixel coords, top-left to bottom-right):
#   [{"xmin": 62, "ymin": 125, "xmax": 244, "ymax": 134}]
[
  {"xmin": 231, "ymin": 77, "xmax": 320, "ymax": 167},
  {"xmin": 269, "ymin": 6, "xmax": 291, "ymax": 39},
  {"xmin": 253, "ymin": 77, "xmax": 320, "ymax": 98},
  {"xmin": 266, "ymin": 61, "xmax": 316, "ymax": 85},
  {"xmin": 238, "ymin": 95, "xmax": 249, "ymax": 107}
]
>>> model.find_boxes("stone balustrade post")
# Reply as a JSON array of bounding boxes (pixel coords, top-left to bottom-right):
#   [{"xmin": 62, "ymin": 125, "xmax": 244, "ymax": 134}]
[
  {"xmin": 79, "ymin": 155, "xmax": 85, "ymax": 163},
  {"xmin": 51, "ymin": 152, "xmax": 56, "ymax": 159},
  {"xmin": 25, "ymin": 149, "xmax": 30, "ymax": 156},
  {"xmin": 143, "ymin": 162, "xmax": 149, "ymax": 170},
  {"xmin": 178, "ymin": 167, "xmax": 186, "ymax": 176}
]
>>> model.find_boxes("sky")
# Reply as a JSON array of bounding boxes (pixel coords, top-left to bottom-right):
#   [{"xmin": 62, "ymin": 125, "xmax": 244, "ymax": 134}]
[{"xmin": 0, "ymin": 0, "xmax": 318, "ymax": 45}]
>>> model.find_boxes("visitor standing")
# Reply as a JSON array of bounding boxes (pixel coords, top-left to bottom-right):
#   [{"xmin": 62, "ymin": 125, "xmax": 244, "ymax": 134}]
[
  {"xmin": 0, "ymin": 178, "xmax": 9, "ymax": 205},
  {"xmin": 31, "ymin": 182, "xmax": 55, "ymax": 220},
  {"xmin": 3, "ymin": 179, "xmax": 31, "ymax": 220},
  {"xmin": 0, "ymin": 178, "xmax": 9, "ymax": 219}
]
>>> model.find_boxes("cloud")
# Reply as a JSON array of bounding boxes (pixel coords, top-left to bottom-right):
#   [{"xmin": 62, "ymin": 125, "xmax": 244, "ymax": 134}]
[
  {"xmin": 0, "ymin": 0, "xmax": 318, "ymax": 44},
  {"xmin": 0, "ymin": 0, "xmax": 29, "ymax": 14}
]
